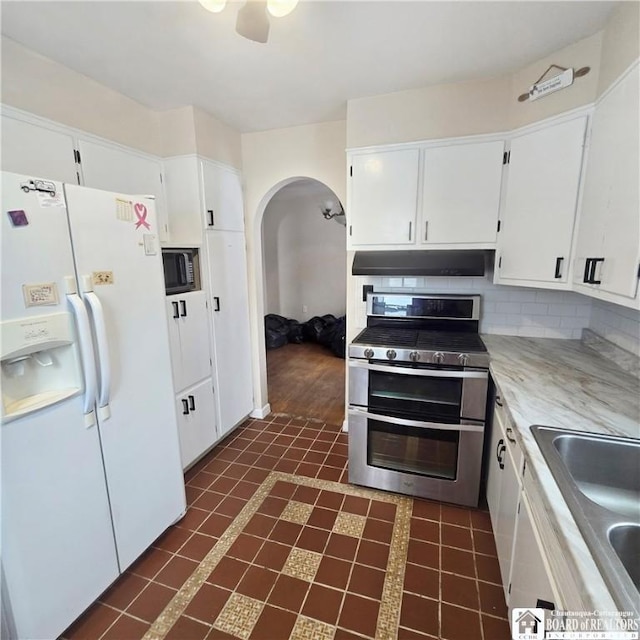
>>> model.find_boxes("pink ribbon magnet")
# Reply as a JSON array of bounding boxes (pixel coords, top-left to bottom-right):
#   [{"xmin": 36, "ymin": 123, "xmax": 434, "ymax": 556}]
[{"xmin": 134, "ymin": 203, "xmax": 151, "ymax": 230}]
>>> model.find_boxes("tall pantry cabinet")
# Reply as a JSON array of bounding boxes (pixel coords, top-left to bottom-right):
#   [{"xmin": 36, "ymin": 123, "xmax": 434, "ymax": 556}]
[{"xmin": 163, "ymin": 156, "xmax": 254, "ymax": 465}]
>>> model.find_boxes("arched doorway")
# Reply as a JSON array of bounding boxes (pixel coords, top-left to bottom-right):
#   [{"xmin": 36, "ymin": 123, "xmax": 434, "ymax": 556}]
[{"xmin": 260, "ymin": 178, "xmax": 346, "ymax": 425}]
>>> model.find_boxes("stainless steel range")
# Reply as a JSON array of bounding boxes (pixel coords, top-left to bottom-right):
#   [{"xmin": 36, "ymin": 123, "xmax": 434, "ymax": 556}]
[{"xmin": 348, "ymin": 293, "xmax": 489, "ymax": 507}]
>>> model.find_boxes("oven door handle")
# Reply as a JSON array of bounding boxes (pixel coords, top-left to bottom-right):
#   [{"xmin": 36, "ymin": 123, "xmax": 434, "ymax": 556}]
[
  {"xmin": 349, "ymin": 360, "xmax": 488, "ymax": 379},
  {"xmin": 348, "ymin": 408, "xmax": 485, "ymax": 432}
]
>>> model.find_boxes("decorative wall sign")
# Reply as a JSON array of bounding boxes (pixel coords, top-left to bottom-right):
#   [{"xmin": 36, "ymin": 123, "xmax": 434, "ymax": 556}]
[{"xmin": 518, "ymin": 65, "xmax": 590, "ymax": 103}]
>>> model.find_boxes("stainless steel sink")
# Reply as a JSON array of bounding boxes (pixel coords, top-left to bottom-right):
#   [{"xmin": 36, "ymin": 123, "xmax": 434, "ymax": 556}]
[{"xmin": 531, "ymin": 426, "xmax": 640, "ymax": 617}]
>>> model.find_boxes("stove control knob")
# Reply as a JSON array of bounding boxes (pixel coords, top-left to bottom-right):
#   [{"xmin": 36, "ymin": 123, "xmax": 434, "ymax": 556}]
[
  {"xmin": 409, "ymin": 351, "xmax": 420, "ymax": 362},
  {"xmin": 458, "ymin": 353, "xmax": 469, "ymax": 366},
  {"xmin": 432, "ymin": 351, "xmax": 445, "ymax": 364},
  {"xmin": 363, "ymin": 348, "xmax": 375, "ymax": 359},
  {"xmin": 386, "ymin": 349, "xmax": 397, "ymax": 360}
]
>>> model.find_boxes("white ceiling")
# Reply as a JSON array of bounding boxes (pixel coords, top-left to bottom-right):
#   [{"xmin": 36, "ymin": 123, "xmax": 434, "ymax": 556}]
[{"xmin": 1, "ymin": 1, "xmax": 616, "ymax": 133}]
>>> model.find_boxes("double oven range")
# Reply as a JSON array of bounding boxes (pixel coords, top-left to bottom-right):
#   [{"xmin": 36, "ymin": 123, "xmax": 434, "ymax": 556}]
[{"xmin": 348, "ymin": 293, "xmax": 489, "ymax": 507}]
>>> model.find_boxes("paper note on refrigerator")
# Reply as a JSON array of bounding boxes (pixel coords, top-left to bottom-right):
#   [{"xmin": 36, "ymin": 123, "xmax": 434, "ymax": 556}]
[{"xmin": 115, "ymin": 198, "xmax": 133, "ymax": 222}]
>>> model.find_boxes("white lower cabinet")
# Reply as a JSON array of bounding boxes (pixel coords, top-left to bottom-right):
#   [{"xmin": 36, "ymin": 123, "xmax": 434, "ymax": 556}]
[
  {"xmin": 166, "ymin": 291, "xmax": 212, "ymax": 393},
  {"xmin": 166, "ymin": 290, "xmax": 219, "ymax": 469},
  {"xmin": 487, "ymin": 390, "xmax": 563, "ymax": 620},
  {"xmin": 176, "ymin": 379, "xmax": 218, "ymax": 469},
  {"xmin": 509, "ymin": 491, "xmax": 558, "ymax": 613},
  {"xmin": 486, "ymin": 395, "xmax": 523, "ymax": 599}
]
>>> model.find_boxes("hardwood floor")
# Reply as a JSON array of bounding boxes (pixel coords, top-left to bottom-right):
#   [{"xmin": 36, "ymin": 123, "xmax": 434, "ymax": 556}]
[{"xmin": 266, "ymin": 342, "xmax": 345, "ymax": 425}]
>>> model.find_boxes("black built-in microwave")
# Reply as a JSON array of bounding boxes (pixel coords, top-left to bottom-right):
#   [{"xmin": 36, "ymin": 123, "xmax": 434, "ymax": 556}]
[{"xmin": 162, "ymin": 248, "xmax": 201, "ymax": 295}]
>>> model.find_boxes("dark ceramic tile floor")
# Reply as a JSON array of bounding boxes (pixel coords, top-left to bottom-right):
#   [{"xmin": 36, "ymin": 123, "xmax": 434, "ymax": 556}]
[{"xmin": 63, "ymin": 415, "xmax": 510, "ymax": 640}]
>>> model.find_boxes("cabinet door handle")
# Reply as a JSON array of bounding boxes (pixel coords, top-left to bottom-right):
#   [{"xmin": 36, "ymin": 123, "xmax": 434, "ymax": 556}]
[
  {"xmin": 424, "ymin": 220, "xmax": 429, "ymax": 241},
  {"xmin": 214, "ymin": 296, "xmax": 220, "ymax": 312},
  {"xmin": 495, "ymin": 396, "xmax": 503, "ymax": 407},
  {"xmin": 496, "ymin": 439, "xmax": 505, "ymax": 470},
  {"xmin": 180, "ymin": 300, "xmax": 187, "ymax": 317},
  {"xmin": 207, "ymin": 209, "xmax": 214, "ymax": 227},
  {"xmin": 506, "ymin": 426, "xmax": 516, "ymax": 444},
  {"xmin": 536, "ymin": 598, "xmax": 555, "ymax": 610},
  {"xmin": 590, "ymin": 258, "xmax": 604, "ymax": 284},
  {"xmin": 172, "ymin": 301, "xmax": 179, "ymax": 319},
  {"xmin": 182, "ymin": 398, "xmax": 190, "ymax": 415},
  {"xmin": 408, "ymin": 221, "xmax": 412, "ymax": 241},
  {"xmin": 583, "ymin": 258, "xmax": 593, "ymax": 283},
  {"xmin": 554, "ymin": 257, "xmax": 564, "ymax": 279},
  {"xmin": 188, "ymin": 395, "xmax": 195, "ymax": 411}
]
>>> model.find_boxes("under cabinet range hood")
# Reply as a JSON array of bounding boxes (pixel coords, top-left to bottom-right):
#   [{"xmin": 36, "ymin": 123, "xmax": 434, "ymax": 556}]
[{"xmin": 351, "ymin": 250, "xmax": 488, "ymax": 277}]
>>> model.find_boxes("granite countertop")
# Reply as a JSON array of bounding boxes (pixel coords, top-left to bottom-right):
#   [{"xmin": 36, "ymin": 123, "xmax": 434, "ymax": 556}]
[{"xmin": 482, "ymin": 334, "xmax": 640, "ymax": 613}]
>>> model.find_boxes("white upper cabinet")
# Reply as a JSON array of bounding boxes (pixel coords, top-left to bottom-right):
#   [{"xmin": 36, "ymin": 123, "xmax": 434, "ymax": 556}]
[
  {"xmin": 162, "ymin": 156, "xmax": 204, "ymax": 246},
  {"xmin": 1, "ymin": 113, "xmax": 78, "ymax": 184},
  {"xmin": 495, "ymin": 114, "xmax": 587, "ymax": 287},
  {"xmin": 77, "ymin": 139, "xmax": 169, "ymax": 241},
  {"xmin": 348, "ymin": 148, "xmax": 420, "ymax": 247},
  {"xmin": 420, "ymin": 140, "xmax": 504, "ymax": 247},
  {"xmin": 201, "ymin": 160, "xmax": 245, "ymax": 232},
  {"xmin": 573, "ymin": 64, "xmax": 640, "ymax": 307}
]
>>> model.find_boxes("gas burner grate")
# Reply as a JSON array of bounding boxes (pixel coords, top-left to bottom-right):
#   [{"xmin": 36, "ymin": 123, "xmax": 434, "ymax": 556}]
[
  {"xmin": 417, "ymin": 331, "xmax": 487, "ymax": 352},
  {"xmin": 353, "ymin": 327, "xmax": 418, "ymax": 347}
]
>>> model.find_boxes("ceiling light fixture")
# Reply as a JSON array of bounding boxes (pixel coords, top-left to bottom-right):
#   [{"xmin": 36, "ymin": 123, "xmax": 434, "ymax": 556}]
[
  {"xmin": 197, "ymin": 0, "xmax": 299, "ymax": 43},
  {"xmin": 266, "ymin": 0, "xmax": 298, "ymax": 18},
  {"xmin": 198, "ymin": 0, "xmax": 227, "ymax": 13}
]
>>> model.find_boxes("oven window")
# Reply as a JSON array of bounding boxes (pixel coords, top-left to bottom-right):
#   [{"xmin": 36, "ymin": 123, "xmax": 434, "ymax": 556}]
[
  {"xmin": 368, "ymin": 370, "xmax": 462, "ymax": 421},
  {"xmin": 367, "ymin": 420, "xmax": 459, "ymax": 480}
]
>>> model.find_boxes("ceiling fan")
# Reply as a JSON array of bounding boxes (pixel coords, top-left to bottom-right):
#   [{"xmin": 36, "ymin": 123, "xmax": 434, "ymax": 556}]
[{"xmin": 198, "ymin": 0, "xmax": 299, "ymax": 43}]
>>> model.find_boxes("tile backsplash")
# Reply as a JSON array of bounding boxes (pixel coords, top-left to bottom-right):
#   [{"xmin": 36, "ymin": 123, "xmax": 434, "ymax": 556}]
[
  {"xmin": 589, "ymin": 300, "xmax": 640, "ymax": 357},
  {"xmin": 350, "ymin": 271, "xmax": 592, "ymax": 339}
]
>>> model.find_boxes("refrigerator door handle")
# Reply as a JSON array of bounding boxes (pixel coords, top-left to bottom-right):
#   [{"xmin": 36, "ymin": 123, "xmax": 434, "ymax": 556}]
[
  {"xmin": 66, "ymin": 292, "xmax": 98, "ymax": 425},
  {"xmin": 84, "ymin": 289, "xmax": 112, "ymax": 420}
]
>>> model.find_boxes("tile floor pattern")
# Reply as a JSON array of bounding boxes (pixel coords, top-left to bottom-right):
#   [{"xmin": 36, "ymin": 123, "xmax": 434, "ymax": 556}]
[{"xmin": 62, "ymin": 415, "xmax": 512, "ymax": 640}]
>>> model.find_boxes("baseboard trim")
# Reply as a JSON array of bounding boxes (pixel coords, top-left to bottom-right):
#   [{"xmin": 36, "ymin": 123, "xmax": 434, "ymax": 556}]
[
  {"xmin": 342, "ymin": 418, "xmax": 348, "ymax": 433},
  {"xmin": 250, "ymin": 404, "xmax": 271, "ymax": 420}
]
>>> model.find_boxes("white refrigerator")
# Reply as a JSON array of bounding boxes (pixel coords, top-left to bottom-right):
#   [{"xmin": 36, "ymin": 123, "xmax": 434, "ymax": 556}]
[{"xmin": 1, "ymin": 171, "xmax": 186, "ymax": 639}]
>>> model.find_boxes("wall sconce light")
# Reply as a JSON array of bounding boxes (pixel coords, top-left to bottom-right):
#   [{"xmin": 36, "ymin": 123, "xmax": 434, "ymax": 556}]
[{"xmin": 321, "ymin": 200, "xmax": 346, "ymax": 225}]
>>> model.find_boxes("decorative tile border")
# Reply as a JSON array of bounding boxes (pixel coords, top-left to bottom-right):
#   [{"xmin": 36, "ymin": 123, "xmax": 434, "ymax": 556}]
[
  {"xmin": 290, "ymin": 615, "xmax": 335, "ymax": 640},
  {"xmin": 332, "ymin": 512, "xmax": 367, "ymax": 538},
  {"xmin": 280, "ymin": 500, "xmax": 314, "ymax": 525},
  {"xmin": 142, "ymin": 471, "xmax": 412, "ymax": 640},
  {"xmin": 282, "ymin": 548, "xmax": 322, "ymax": 582},
  {"xmin": 213, "ymin": 593, "xmax": 263, "ymax": 640}
]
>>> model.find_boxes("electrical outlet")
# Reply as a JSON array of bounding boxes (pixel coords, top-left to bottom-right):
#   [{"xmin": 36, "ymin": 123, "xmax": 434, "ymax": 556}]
[
  {"xmin": 302, "ymin": 304, "xmax": 308, "ymax": 314},
  {"xmin": 92, "ymin": 271, "xmax": 114, "ymax": 285}
]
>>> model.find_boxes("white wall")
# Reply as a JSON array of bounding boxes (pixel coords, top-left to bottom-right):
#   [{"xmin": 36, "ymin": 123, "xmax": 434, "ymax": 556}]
[
  {"xmin": 1, "ymin": 36, "xmax": 161, "ymax": 155},
  {"xmin": 263, "ymin": 184, "xmax": 346, "ymax": 321},
  {"xmin": 1, "ymin": 37, "xmax": 242, "ymax": 166},
  {"xmin": 589, "ymin": 300, "xmax": 640, "ymax": 357},
  {"xmin": 241, "ymin": 120, "xmax": 347, "ymax": 414},
  {"xmin": 597, "ymin": 1, "xmax": 640, "ymax": 97},
  {"xmin": 346, "ymin": 76, "xmax": 510, "ymax": 149}
]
